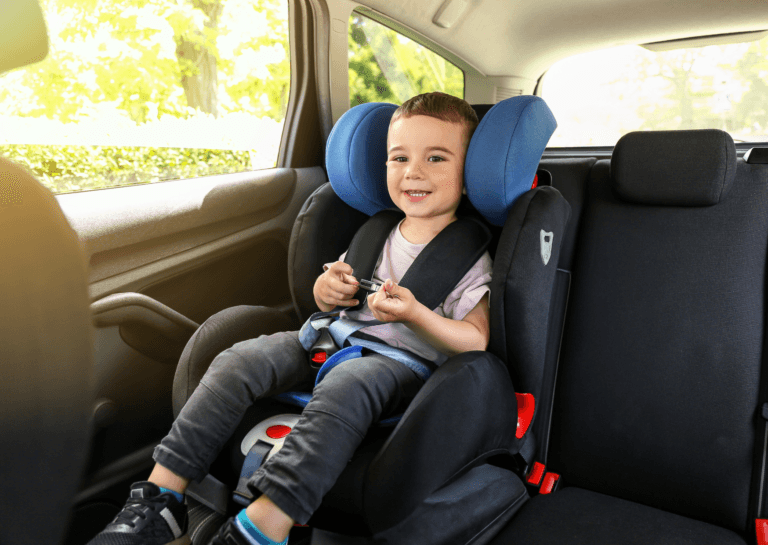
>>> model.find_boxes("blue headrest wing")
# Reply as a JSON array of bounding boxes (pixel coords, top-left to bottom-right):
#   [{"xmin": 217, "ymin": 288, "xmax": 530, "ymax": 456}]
[
  {"xmin": 326, "ymin": 102, "xmax": 397, "ymax": 216},
  {"xmin": 464, "ymin": 96, "xmax": 557, "ymax": 226}
]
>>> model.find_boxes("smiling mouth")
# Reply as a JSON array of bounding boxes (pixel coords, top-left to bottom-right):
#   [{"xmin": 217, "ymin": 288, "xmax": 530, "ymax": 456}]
[{"xmin": 405, "ymin": 190, "xmax": 431, "ymax": 197}]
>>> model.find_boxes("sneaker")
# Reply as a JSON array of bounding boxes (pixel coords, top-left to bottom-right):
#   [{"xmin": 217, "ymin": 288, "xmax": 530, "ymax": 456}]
[
  {"xmin": 208, "ymin": 518, "xmax": 250, "ymax": 545},
  {"xmin": 87, "ymin": 481, "xmax": 189, "ymax": 545}
]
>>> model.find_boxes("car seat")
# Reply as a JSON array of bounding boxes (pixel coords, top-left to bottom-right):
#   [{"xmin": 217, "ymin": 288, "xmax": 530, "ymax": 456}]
[
  {"xmin": 172, "ymin": 96, "xmax": 571, "ymax": 544},
  {"xmin": 489, "ymin": 130, "xmax": 766, "ymax": 544}
]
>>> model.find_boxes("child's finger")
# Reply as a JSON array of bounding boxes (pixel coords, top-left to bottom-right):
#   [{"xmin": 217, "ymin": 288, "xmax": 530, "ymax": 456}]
[
  {"xmin": 329, "ymin": 261, "xmax": 355, "ymax": 277},
  {"xmin": 329, "ymin": 275, "xmax": 359, "ymax": 296},
  {"xmin": 326, "ymin": 287, "xmax": 356, "ymax": 302},
  {"xmin": 382, "ymin": 282, "xmax": 397, "ymax": 299},
  {"xmin": 342, "ymin": 273, "xmax": 359, "ymax": 286},
  {"xmin": 333, "ymin": 297, "xmax": 360, "ymax": 307},
  {"xmin": 376, "ymin": 294, "xmax": 400, "ymax": 314}
]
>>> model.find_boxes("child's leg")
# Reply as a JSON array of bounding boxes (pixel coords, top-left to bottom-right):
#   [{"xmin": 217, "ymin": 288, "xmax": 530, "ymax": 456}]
[
  {"xmin": 246, "ymin": 352, "xmax": 424, "ymax": 535},
  {"xmin": 244, "ymin": 495, "xmax": 295, "ymax": 541},
  {"xmin": 148, "ymin": 463, "xmax": 191, "ymax": 494},
  {"xmin": 86, "ymin": 330, "xmax": 312, "ymax": 545},
  {"xmin": 153, "ymin": 330, "xmax": 314, "ymax": 485}
]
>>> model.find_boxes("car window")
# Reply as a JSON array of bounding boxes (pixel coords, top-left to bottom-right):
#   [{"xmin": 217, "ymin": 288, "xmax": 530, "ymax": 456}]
[
  {"xmin": 0, "ymin": 0, "xmax": 290, "ymax": 194},
  {"xmin": 348, "ymin": 11, "xmax": 464, "ymax": 107},
  {"xmin": 541, "ymin": 33, "xmax": 768, "ymax": 147}
]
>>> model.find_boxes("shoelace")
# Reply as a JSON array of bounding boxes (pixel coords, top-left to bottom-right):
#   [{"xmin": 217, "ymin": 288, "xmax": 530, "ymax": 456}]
[{"xmin": 113, "ymin": 494, "xmax": 171, "ymax": 528}]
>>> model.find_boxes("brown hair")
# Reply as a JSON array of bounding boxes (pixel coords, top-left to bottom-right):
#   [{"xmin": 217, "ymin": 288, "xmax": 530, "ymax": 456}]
[{"xmin": 391, "ymin": 92, "xmax": 479, "ymax": 146}]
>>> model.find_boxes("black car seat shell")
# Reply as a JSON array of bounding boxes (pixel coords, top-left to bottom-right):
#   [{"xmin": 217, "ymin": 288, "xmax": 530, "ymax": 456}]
[
  {"xmin": 171, "ymin": 97, "xmax": 572, "ymax": 542},
  {"xmin": 491, "ymin": 129, "xmax": 760, "ymax": 544}
]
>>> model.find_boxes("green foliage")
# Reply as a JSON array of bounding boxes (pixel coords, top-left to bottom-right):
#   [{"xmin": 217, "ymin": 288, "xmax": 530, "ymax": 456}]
[
  {"xmin": 0, "ymin": 144, "xmax": 252, "ymax": 193},
  {"xmin": 0, "ymin": 0, "xmax": 291, "ymax": 123},
  {"xmin": 348, "ymin": 14, "xmax": 464, "ymax": 107},
  {"xmin": 732, "ymin": 38, "xmax": 768, "ymax": 136},
  {"xmin": 631, "ymin": 39, "xmax": 768, "ymax": 139}
]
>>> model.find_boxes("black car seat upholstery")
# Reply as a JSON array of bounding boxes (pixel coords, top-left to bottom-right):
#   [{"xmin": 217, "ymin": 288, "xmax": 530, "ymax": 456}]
[
  {"xmin": 491, "ymin": 129, "xmax": 761, "ymax": 544},
  {"xmin": 0, "ymin": 156, "xmax": 94, "ymax": 545}
]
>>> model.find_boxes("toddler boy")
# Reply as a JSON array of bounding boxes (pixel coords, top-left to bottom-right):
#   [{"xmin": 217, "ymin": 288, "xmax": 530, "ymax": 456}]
[{"xmin": 87, "ymin": 91, "xmax": 492, "ymax": 545}]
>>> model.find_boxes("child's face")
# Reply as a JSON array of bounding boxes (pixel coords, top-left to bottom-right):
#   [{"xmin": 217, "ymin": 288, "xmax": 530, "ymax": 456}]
[{"xmin": 386, "ymin": 114, "xmax": 467, "ymax": 224}]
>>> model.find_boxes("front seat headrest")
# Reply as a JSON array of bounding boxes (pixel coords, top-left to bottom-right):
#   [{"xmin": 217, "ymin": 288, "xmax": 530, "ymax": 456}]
[{"xmin": 0, "ymin": 0, "xmax": 49, "ymax": 73}]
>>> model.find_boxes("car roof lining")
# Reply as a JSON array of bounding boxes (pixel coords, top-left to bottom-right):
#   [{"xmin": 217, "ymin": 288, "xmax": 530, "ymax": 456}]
[{"xmin": 346, "ymin": 0, "xmax": 768, "ymax": 79}]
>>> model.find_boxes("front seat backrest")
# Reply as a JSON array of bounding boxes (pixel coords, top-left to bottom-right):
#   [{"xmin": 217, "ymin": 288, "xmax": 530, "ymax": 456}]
[{"xmin": 0, "ymin": 157, "xmax": 93, "ymax": 545}]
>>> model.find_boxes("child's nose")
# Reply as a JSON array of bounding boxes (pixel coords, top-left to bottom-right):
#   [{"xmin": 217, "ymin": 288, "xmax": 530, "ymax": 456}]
[{"xmin": 405, "ymin": 161, "xmax": 424, "ymax": 178}]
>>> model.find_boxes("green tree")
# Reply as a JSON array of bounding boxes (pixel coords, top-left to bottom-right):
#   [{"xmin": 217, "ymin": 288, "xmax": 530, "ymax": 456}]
[
  {"xmin": 348, "ymin": 14, "xmax": 463, "ymax": 108},
  {"xmin": 221, "ymin": 0, "xmax": 291, "ymax": 121},
  {"xmin": 626, "ymin": 38, "xmax": 768, "ymax": 139},
  {"xmin": 732, "ymin": 38, "xmax": 768, "ymax": 137},
  {"xmin": 172, "ymin": 0, "xmax": 223, "ymax": 116},
  {"xmin": 634, "ymin": 49, "xmax": 718, "ymax": 131},
  {"xmin": 0, "ymin": 0, "xmax": 290, "ymax": 122}
]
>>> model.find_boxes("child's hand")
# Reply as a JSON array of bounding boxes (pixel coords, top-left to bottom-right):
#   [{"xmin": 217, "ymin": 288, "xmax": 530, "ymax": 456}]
[
  {"xmin": 314, "ymin": 261, "xmax": 360, "ymax": 310},
  {"xmin": 367, "ymin": 279, "xmax": 420, "ymax": 323}
]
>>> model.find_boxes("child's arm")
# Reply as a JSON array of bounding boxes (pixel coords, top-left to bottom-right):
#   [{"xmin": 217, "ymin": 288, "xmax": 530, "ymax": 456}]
[{"xmin": 367, "ymin": 279, "xmax": 490, "ymax": 356}]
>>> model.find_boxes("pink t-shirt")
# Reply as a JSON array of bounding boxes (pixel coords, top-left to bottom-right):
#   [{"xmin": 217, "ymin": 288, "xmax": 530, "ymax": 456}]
[{"xmin": 325, "ymin": 219, "xmax": 492, "ymax": 365}]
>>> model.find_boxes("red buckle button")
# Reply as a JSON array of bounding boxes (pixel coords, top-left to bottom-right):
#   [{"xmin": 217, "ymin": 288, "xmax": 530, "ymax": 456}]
[
  {"xmin": 540, "ymin": 472, "xmax": 560, "ymax": 494},
  {"xmin": 526, "ymin": 461, "xmax": 546, "ymax": 486},
  {"xmin": 757, "ymin": 519, "xmax": 768, "ymax": 545},
  {"xmin": 515, "ymin": 393, "xmax": 535, "ymax": 439},
  {"xmin": 311, "ymin": 352, "xmax": 327, "ymax": 364},
  {"xmin": 266, "ymin": 425, "xmax": 292, "ymax": 439}
]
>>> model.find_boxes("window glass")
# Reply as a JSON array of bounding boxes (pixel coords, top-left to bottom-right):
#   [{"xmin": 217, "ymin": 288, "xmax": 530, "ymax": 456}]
[
  {"xmin": 0, "ymin": 0, "xmax": 290, "ymax": 194},
  {"xmin": 348, "ymin": 12, "xmax": 464, "ymax": 107},
  {"xmin": 541, "ymin": 34, "xmax": 768, "ymax": 146}
]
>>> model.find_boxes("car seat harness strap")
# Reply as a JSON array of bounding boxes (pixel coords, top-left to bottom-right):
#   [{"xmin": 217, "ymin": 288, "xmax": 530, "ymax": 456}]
[{"xmin": 343, "ymin": 208, "xmax": 493, "ymax": 313}]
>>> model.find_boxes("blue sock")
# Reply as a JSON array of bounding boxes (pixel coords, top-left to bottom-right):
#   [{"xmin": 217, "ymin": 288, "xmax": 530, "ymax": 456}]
[
  {"xmin": 158, "ymin": 486, "xmax": 184, "ymax": 503},
  {"xmin": 235, "ymin": 509, "xmax": 288, "ymax": 545}
]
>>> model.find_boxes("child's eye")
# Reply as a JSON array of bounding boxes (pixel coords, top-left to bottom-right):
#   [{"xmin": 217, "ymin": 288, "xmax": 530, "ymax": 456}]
[
  {"xmin": 391, "ymin": 156, "xmax": 407, "ymax": 163},
  {"xmin": 428, "ymin": 155, "xmax": 445, "ymax": 162}
]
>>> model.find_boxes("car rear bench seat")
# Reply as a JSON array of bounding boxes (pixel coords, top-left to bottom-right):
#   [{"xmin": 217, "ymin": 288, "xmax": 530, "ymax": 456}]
[{"xmin": 491, "ymin": 130, "xmax": 766, "ymax": 544}]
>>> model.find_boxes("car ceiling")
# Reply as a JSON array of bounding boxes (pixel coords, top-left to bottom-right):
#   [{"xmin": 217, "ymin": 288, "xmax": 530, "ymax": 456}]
[{"xmin": 350, "ymin": 0, "xmax": 768, "ymax": 79}]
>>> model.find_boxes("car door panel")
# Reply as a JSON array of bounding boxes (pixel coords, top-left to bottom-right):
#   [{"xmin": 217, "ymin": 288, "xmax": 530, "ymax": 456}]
[{"xmin": 60, "ymin": 165, "xmax": 328, "ymax": 533}]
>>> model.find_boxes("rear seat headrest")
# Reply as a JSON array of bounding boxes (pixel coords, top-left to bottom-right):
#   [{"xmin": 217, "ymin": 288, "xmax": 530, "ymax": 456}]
[
  {"xmin": 326, "ymin": 96, "xmax": 557, "ymax": 223},
  {"xmin": 464, "ymin": 96, "xmax": 557, "ymax": 226},
  {"xmin": 611, "ymin": 129, "xmax": 737, "ymax": 206}
]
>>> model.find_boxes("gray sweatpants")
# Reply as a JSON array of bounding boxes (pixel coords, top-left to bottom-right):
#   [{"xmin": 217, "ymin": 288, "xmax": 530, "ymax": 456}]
[{"xmin": 153, "ymin": 330, "xmax": 424, "ymax": 523}]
